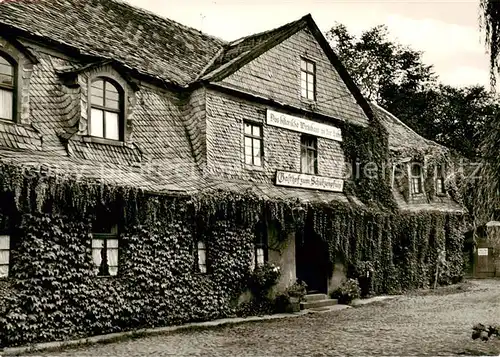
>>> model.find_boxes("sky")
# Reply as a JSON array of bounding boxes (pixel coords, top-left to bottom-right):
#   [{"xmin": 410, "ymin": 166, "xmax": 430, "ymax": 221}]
[{"xmin": 125, "ymin": 0, "xmax": 491, "ymax": 89}]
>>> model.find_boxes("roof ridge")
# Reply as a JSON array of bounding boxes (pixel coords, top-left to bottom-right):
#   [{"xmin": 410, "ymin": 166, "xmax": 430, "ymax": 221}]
[
  {"xmin": 94, "ymin": 0, "xmax": 227, "ymax": 45},
  {"xmin": 228, "ymin": 14, "xmax": 309, "ymax": 47}
]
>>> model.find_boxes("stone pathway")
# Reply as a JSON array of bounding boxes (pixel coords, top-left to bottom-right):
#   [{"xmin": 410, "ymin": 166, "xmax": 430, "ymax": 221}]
[{"xmin": 26, "ymin": 280, "xmax": 500, "ymax": 356}]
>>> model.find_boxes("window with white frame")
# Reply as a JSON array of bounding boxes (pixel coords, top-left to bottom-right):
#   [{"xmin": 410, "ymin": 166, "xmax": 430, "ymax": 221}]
[
  {"xmin": 436, "ymin": 164, "xmax": 446, "ymax": 195},
  {"xmin": 196, "ymin": 241, "xmax": 207, "ymax": 273},
  {"xmin": 300, "ymin": 58, "xmax": 316, "ymax": 101},
  {"xmin": 410, "ymin": 162, "xmax": 423, "ymax": 195},
  {"xmin": 251, "ymin": 221, "xmax": 268, "ymax": 269},
  {"xmin": 0, "ymin": 235, "xmax": 10, "ymax": 278},
  {"xmin": 90, "ymin": 77, "xmax": 123, "ymax": 140},
  {"xmin": 0, "ymin": 54, "xmax": 15, "ymax": 121},
  {"xmin": 92, "ymin": 223, "xmax": 119, "ymax": 276},
  {"xmin": 244, "ymin": 122, "xmax": 263, "ymax": 166},
  {"xmin": 301, "ymin": 135, "xmax": 317, "ymax": 175}
]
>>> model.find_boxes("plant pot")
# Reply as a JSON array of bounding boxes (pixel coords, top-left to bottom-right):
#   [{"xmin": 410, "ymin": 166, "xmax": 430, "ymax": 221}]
[{"xmin": 287, "ymin": 296, "xmax": 301, "ymax": 313}]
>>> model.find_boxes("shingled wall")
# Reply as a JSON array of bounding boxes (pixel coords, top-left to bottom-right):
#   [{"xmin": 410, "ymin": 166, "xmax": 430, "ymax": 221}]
[
  {"xmin": 219, "ymin": 28, "xmax": 369, "ymax": 128},
  {"xmin": 205, "ymin": 89, "xmax": 346, "ymax": 183}
]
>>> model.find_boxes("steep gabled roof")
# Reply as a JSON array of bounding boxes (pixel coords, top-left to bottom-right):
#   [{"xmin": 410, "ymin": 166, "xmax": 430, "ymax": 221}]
[
  {"xmin": 0, "ymin": 0, "xmax": 225, "ymax": 86},
  {"xmin": 0, "ymin": 1, "xmax": 375, "ymax": 125},
  {"xmin": 370, "ymin": 102, "xmax": 446, "ymax": 153},
  {"xmin": 200, "ymin": 16, "xmax": 306, "ymax": 80},
  {"xmin": 200, "ymin": 14, "xmax": 376, "ymax": 124}
]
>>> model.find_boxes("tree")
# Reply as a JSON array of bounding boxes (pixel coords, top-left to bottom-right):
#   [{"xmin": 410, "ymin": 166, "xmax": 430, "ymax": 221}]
[
  {"xmin": 480, "ymin": 0, "xmax": 500, "ymax": 86},
  {"xmin": 326, "ymin": 23, "xmax": 435, "ymax": 101},
  {"xmin": 327, "ymin": 23, "xmax": 499, "ymax": 159},
  {"xmin": 474, "ymin": 0, "xmax": 500, "ymax": 224}
]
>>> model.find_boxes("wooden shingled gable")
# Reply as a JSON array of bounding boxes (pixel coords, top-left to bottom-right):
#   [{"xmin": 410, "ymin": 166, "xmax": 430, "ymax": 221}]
[{"xmin": 200, "ymin": 14, "xmax": 377, "ymax": 125}]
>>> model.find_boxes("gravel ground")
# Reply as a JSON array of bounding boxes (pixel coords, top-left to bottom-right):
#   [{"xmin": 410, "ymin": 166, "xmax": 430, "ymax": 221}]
[{"xmin": 36, "ymin": 279, "xmax": 500, "ymax": 356}]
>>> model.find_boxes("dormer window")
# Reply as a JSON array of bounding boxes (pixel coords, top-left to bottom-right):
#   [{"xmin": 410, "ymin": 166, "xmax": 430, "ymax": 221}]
[
  {"xmin": 0, "ymin": 54, "xmax": 15, "ymax": 121},
  {"xmin": 436, "ymin": 165, "xmax": 446, "ymax": 195},
  {"xmin": 300, "ymin": 58, "xmax": 316, "ymax": 101},
  {"xmin": 89, "ymin": 78, "xmax": 123, "ymax": 141},
  {"xmin": 410, "ymin": 162, "xmax": 423, "ymax": 195}
]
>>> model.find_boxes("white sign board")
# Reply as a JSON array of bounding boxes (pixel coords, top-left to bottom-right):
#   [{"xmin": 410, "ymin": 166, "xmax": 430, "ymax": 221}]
[
  {"xmin": 275, "ymin": 170, "xmax": 344, "ymax": 192},
  {"xmin": 266, "ymin": 109, "xmax": 342, "ymax": 142},
  {"xmin": 478, "ymin": 248, "xmax": 489, "ymax": 256}
]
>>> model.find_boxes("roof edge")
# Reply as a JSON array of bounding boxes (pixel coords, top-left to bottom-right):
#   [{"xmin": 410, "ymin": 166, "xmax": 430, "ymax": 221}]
[
  {"xmin": 200, "ymin": 15, "xmax": 310, "ymax": 82},
  {"xmin": 371, "ymin": 101, "xmax": 448, "ymax": 151}
]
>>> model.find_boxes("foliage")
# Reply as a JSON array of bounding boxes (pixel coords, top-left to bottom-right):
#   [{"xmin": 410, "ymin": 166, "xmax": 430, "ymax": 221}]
[
  {"xmin": 328, "ymin": 23, "xmax": 499, "ymax": 159},
  {"xmin": 472, "ymin": 110, "xmax": 500, "ymax": 226},
  {"xmin": 0, "ymin": 158, "xmax": 466, "ymax": 347},
  {"xmin": 312, "ymin": 204, "xmax": 465, "ymax": 295},
  {"xmin": 340, "ymin": 119, "xmax": 395, "ymax": 210},
  {"xmin": 326, "ymin": 24, "xmax": 434, "ymax": 102},
  {"xmin": 235, "ymin": 297, "xmax": 275, "ymax": 318},
  {"xmin": 285, "ymin": 279, "xmax": 308, "ymax": 300},
  {"xmin": 480, "ymin": 0, "xmax": 500, "ymax": 86},
  {"xmin": 331, "ymin": 278, "xmax": 361, "ymax": 304},
  {"xmin": 0, "ymin": 211, "xmax": 254, "ymax": 347},
  {"xmin": 472, "ymin": 323, "xmax": 500, "ymax": 341},
  {"xmin": 273, "ymin": 293, "xmax": 291, "ymax": 313},
  {"xmin": 247, "ymin": 262, "xmax": 281, "ymax": 297}
]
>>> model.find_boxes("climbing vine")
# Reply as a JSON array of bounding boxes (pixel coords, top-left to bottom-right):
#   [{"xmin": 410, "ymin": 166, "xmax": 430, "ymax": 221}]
[{"xmin": 0, "ymin": 120, "xmax": 466, "ymax": 347}]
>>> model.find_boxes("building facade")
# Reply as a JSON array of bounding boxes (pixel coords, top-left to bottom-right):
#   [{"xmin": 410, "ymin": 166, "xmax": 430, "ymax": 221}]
[{"xmin": 0, "ymin": 0, "xmax": 464, "ymax": 347}]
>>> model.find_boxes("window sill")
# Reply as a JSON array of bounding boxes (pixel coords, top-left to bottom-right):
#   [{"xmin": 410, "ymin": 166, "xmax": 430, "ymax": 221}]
[
  {"xmin": 0, "ymin": 118, "xmax": 32, "ymax": 128},
  {"xmin": 244, "ymin": 163, "xmax": 265, "ymax": 172},
  {"xmin": 95, "ymin": 274, "xmax": 118, "ymax": 279},
  {"xmin": 82, "ymin": 136, "xmax": 125, "ymax": 147},
  {"xmin": 300, "ymin": 97, "xmax": 317, "ymax": 106},
  {"xmin": 0, "ymin": 118, "xmax": 16, "ymax": 125}
]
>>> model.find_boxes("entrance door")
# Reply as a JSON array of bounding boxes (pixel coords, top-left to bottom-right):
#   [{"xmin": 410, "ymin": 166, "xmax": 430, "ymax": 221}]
[
  {"xmin": 295, "ymin": 225, "xmax": 329, "ymax": 293},
  {"xmin": 475, "ymin": 246, "xmax": 496, "ymax": 278}
]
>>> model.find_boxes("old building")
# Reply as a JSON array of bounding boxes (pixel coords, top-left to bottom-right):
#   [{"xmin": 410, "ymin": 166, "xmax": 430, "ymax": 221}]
[{"xmin": 0, "ymin": 0, "xmax": 464, "ymax": 347}]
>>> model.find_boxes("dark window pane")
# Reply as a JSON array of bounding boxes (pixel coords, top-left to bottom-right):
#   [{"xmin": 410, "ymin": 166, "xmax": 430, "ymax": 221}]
[
  {"xmin": 411, "ymin": 163, "xmax": 421, "ymax": 176},
  {"xmin": 0, "ymin": 55, "xmax": 10, "ymax": 67}
]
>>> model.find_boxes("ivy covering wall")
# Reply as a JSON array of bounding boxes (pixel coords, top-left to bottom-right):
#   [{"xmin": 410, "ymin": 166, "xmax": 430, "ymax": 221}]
[
  {"xmin": 0, "ymin": 107, "xmax": 466, "ymax": 347},
  {"xmin": 0, "ymin": 209, "xmax": 254, "ymax": 347}
]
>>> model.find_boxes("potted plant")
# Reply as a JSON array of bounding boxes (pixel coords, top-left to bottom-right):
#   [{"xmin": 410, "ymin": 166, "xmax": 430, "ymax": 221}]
[
  {"xmin": 284, "ymin": 280, "xmax": 307, "ymax": 312},
  {"xmin": 330, "ymin": 278, "xmax": 361, "ymax": 305},
  {"xmin": 248, "ymin": 262, "xmax": 281, "ymax": 298}
]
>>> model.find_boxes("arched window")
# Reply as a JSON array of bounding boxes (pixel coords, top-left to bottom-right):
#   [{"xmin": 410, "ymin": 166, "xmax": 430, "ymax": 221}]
[
  {"xmin": 0, "ymin": 53, "xmax": 15, "ymax": 121},
  {"xmin": 89, "ymin": 77, "xmax": 123, "ymax": 140}
]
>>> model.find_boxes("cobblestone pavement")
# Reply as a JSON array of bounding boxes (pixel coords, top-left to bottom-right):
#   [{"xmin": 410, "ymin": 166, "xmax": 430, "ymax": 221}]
[{"xmin": 39, "ymin": 280, "xmax": 500, "ymax": 356}]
